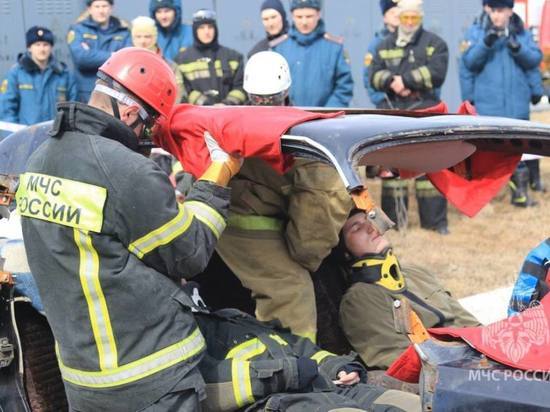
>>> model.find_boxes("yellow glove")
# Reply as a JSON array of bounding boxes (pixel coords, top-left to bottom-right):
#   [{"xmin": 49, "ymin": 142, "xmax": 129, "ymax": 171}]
[{"xmin": 199, "ymin": 132, "xmax": 243, "ymax": 186}]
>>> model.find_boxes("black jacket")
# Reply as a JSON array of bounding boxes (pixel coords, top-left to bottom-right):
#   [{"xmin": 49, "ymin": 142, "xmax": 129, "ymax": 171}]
[
  {"xmin": 17, "ymin": 102, "xmax": 230, "ymax": 411},
  {"xmin": 370, "ymin": 26, "xmax": 449, "ymax": 110},
  {"xmin": 176, "ymin": 45, "xmax": 246, "ymax": 105}
]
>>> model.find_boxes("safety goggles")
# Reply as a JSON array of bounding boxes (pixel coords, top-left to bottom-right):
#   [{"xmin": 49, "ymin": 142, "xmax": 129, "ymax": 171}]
[
  {"xmin": 399, "ymin": 13, "xmax": 422, "ymax": 25},
  {"xmin": 193, "ymin": 9, "xmax": 217, "ymax": 22},
  {"xmin": 248, "ymin": 91, "xmax": 287, "ymax": 106}
]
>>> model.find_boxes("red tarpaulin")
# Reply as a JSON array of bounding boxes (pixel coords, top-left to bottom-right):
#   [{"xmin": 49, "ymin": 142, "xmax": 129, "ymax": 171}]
[
  {"xmin": 155, "ymin": 104, "xmax": 342, "ymax": 178},
  {"xmin": 430, "ymin": 295, "xmax": 550, "ymax": 371}
]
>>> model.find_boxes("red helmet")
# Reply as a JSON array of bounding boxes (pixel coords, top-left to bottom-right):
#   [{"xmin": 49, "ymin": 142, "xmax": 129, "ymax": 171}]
[{"xmin": 98, "ymin": 47, "xmax": 177, "ymax": 119}]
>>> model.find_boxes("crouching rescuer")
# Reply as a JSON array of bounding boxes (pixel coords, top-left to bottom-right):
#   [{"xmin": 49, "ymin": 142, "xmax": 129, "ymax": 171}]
[{"xmin": 16, "ymin": 47, "xmax": 242, "ymax": 411}]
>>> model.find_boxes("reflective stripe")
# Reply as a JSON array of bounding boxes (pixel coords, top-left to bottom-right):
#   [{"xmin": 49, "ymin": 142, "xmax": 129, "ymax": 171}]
[
  {"xmin": 269, "ymin": 334, "xmax": 288, "ymax": 346},
  {"xmin": 227, "ymin": 89, "xmax": 247, "ymax": 103},
  {"xmin": 188, "ymin": 90, "xmax": 204, "ymax": 105},
  {"xmin": 311, "ymin": 350, "xmax": 335, "ymax": 364},
  {"xmin": 185, "ymin": 201, "xmax": 225, "ymax": 239},
  {"xmin": 179, "ymin": 61, "xmax": 209, "ymax": 73},
  {"xmin": 57, "ymin": 328, "xmax": 205, "ymax": 388},
  {"xmin": 74, "ymin": 229, "xmax": 118, "ymax": 370},
  {"xmin": 382, "ymin": 179, "xmax": 408, "ymax": 189},
  {"xmin": 373, "ymin": 70, "xmax": 391, "ymax": 90},
  {"xmin": 128, "ymin": 203, "xmax": 193, "ymax": 258},
  {"xmin": 227, "ymin": 214, "xmax": 284, "ymax": 231},
  {"xmin": 415, "ymin": 180, "xmax": 436, "ymax": 190},
  {"xmin": 228, "ymin": 60, "xmax": 240, "ymax": 71},
  {"xmin": 59, "ymin": 330, "xmax": 205, "ymax": 387},
  {"xmin": 231, "ymin": 360, "xmax": 254, "ymax": 407},
  {"xmin": 380, "ymin": 49, "xmax": 404, "ymax": 59},
  {"xmin": 418, "ymin": 66, "xmax": 433, "ymax": 89},
  {"xmin": 225, "ymin": 338, "xmax": 267, "ymax": 361},
  {"xmin": 426, "ymin": 46, "xmax": 435, "ymax": 57}
]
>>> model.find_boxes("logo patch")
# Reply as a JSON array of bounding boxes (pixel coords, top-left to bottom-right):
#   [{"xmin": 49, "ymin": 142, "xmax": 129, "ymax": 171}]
[
  {"xmin": 0, "ymin": 79, "xmax": 7, "ymax": 94},
  {"xmin": 67, "ymin": 30, "xmax": 75, "ymax": 44},
  {"xmin": 364, "ymin": 53, "xmax": 373, "ymax": 67}
]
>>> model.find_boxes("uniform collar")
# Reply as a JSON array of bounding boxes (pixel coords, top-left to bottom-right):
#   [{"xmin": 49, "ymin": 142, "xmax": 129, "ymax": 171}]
[
  {"xmin": 289, "ymin": 19, "xmax": 325, "ymax": 46},
  {"xmin": 49, "ymin": 102, "xmax": 139, "ymax": 152},
  {"xmin": 19, "ymin": 52, "xmax": 64, "ymax": 74}
]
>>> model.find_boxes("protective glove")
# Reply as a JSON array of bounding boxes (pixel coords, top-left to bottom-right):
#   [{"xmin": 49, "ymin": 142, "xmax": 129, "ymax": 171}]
[
  {"xmin": 507, "ymin": 34, "xmax": 521, "ymax": 53},
  {"xmin": 296, "ymin": 357, "xmax": 319, "ymax": 390},
  {"xmin": 484, "ymin": 28, "xmax": 500, "ymax": 48},
  {"xmin": 531, "ymin": 95, "xmax": 543, "ymax": 105},
  {"xmin": 199, "ymin": 131, "xmax": 243, "ymax": 186}
]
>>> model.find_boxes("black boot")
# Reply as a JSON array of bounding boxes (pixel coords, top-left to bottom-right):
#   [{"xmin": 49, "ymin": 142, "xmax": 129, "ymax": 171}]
[
  {"xmin": 510, "ymin": 163, "xmax": 537, "ymax": 207},
  {"xmin": 525, "ymin": 159, "xmax": 546, "ymax": 192},
  {"xmin": 415, "ymin": 176, "xmax": 449, "ymax": 234}
]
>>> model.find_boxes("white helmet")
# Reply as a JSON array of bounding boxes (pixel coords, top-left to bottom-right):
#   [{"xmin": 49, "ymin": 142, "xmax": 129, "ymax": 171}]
[{"xmin": 244, "ymin": 51, "xmax": 292, "ymax": 104}]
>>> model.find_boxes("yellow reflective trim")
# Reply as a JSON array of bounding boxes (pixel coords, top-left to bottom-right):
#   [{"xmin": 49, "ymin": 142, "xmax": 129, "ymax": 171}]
[
  {"xmin": 82, "ymin": 33, "xmax": 98, "ymax": 40},
  {"xmin": 128, "ymin": 203, "xmax": 193, "ymax": 258},
  {"xmin": 311, "ymin": 350, "xmax": 335, "ymax": 364},
  {"xmin": 379, "ymin": 49, "xmax": 404, "ymax": 59},
  {"xmin": 226, "ymin": 338, "xmax": 267, "ymax": 360},
  {"xmin": 18, "ymin": 84, "xmax": 33, "ymax": 90},
  {"xmin": 172, "ymin": 161, "xmax": 183, "ymax": 175},
  {"xmin": 232, "ymin": 360, "xmax": 254, "ymax": 407},
  {"xmin": 269, "ymin": 334, "xmax": 288, "ymax": 346},
  {"xmin": 415, "ymin": 179, "xmax": 436, "ymax": 190},
  {"xmin": 373, "ymin": 70, "xmax": 390, "ymax": 90},
  {"xmin": 229, "ymin": 60, "xmax": 239, "ymax": 71},
  {"xmin": 184, "ymin": 201, "xmax": 225, "ymax": 239},
  {"xmin": 418, "ymin": 66, "xmax": 433, "ymax": 89},
  {"xmin": 188, "ymin": 90, "xmax": 204, "ymax": 104},
  {"xmin": 179, "ymin": 61, "xmax": 209, "ymax": 73},
  {"xmin": 16, "ymin": 173, "xmax": 106, "ymax": 233},
  {"xmin": 57, "ymin": 328, "xmax": 205, "ymax": 388},
  {"xmin": 227, "ymin": 89, "xmax": 247, "ymax": 103},
  {"xmin": 426, "ymin": 46, "xmax": 435, "ymax": 57},
  {"xmin": 227, "ymin": 214, "xmax": 283, "ymax": 232},
  {"xmin": 74, "ymin": 229, "xmax": 118, "ymax": 370}
]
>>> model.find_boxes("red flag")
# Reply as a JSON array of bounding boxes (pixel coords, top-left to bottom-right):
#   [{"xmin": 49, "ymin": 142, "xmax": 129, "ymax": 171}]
[
  {"xmin": 156, "ymin": 104, "xmax": 342, "ymax": 178},
  {"xmin": 430, "ymin": 295, "xmax": 550, "ymax": 371},
  {"xmin": 386, "ymin": 344, "xmax": 422, "ymax": 383}
]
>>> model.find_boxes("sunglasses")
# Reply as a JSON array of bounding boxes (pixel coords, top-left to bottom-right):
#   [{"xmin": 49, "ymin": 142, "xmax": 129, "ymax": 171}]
[{"xmin": 399, "ymin": 14, "xmax": 422, "ymax": 25}]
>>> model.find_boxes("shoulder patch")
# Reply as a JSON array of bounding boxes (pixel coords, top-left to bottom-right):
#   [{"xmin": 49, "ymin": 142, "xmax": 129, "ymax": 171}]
[
  {"xmin": 459, "ymin": 40, "xmax": 471, "ymax": 54},
  {"xmin": 67, "ymin": 30, "xmax": 76, "ymax": 44},
  {"xmin": 0, "ymin": 79, "xmax": 7, "ymax": 94},
  {"xmin": 269, "ymin": 34, "xmax": 289, "ymax": 48},
  {"xmin": 364, "ymin": 52, "xmax": 374, "ymax": 67},
  {"xmin": 119, "ymin": 18, "xmax": 129, "ymax": 29},
  {"xmin": 324, "ymin": 32, "xmax": 344, "ymax": 45}
]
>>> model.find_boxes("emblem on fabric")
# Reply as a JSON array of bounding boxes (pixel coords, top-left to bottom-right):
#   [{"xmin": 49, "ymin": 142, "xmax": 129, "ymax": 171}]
[{"xmin": 481, "ymin": 303, "xmax": 550, "ymax": 363}]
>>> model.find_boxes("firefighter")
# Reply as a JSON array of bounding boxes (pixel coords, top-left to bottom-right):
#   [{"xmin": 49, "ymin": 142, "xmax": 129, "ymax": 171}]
[
  {"xmin": 16, "ymin": 48, "xmax": 242, "ymax": 411},
  {"xmin": 248, "ymin": 0, "xmax": 289, "ymax": 58},
  {"xmin": 131, "ymin": 15, "xmax": 185, "ymax": 102},
  {"xmin": 0, "ymin": 26, "xmax": 77, "ymax": 125},
  {"xmin": 67, "ymin": 0, "xmax": 131, "ymax": 102},
  {"xmin": 370, "ymin": 0, "xmax": 450, "ymax": 234},
  {"xmin": 175, "ymin": 9, "xmax": 247, "ymax": 106},
  {"xmin": 338, "ymin": 210, "xmax": 480, "ymax": 370},
  {"xmin": 149, "ymin": 0, "xmax": 193, "ymax": 61},
  {"xmin": 214, "ymin": 51, "xmax": 353, "ymax": 343},
  {"xmin": 273, "ymin": 0, "xmax": 354, "ymax": 107},
  {"xmin": 364, "ymin": 0, "xmax": 401, "ymax": 107},
  {"xmin": 460, "ymin": 0, "xmax": 544, "ymax": 206},
  {"xmin": 182, "ymin": 282, "xmax": 422, "ymax": 411}
]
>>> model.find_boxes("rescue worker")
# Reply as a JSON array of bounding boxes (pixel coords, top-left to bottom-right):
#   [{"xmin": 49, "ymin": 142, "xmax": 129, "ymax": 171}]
[
  {"xmin": 215, "ymin": 50, "xmax": 354, "ymax": 342},
  {"xmin": 149, "ymin": 0, "xmax": 193, "ymax": 61},
  {"xmin": 273, "ymin": 0, "xmax": 354, "ymax": 107},
  {"xmin": 370, "ymin": 0, "xmax": 450, "ymax": 234},
  {"xmin": 175, "ymin": 9, "xmax": 247, "ymax": 106},
  {"xmin": 460, "ymin": 0, "xmax": 544, "ymax": 206},
  {"xmin": 16, "ymin": 48, "xmax": 242, "ymax": 411},
  {"xmin": 131, "ymin": 16, "xmax": 185, "ymax": 102},
  {"xmin": 67, "ymin": 0, "xmax": 131, "ymax": 102},
  {"xmin": 364, "ymin": 0, "xmax": 401, "ymax": 107},
  {"xmin": 248, "ymin": 0, "xmax": 289, "ymax": 58},
  {"xmin": 338, "ymin": 210, "xmax": 480, "ymax": 370},
  {"xmin": 0, "ymin": 26, "xmax": 77, "ymax": 125},
  {"xmin": 181, "ymin": 283, "xmax": 422, "ymax": 411}
]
